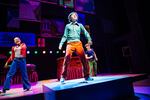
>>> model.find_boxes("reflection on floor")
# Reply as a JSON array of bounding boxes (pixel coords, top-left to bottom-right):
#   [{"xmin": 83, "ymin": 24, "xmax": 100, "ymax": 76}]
[{"xmin": 133, "ymin": 75, "xmax": 150, "ymax": 100}]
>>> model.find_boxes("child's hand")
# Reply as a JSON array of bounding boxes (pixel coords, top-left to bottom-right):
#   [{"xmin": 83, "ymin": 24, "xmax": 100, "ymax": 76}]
[
  {"xmin": 95, "ymin": 58, "xmax": 98, "ymax": 61},
  {"xmin": 59, "ymin": 45, "xmax": 62, "ymax": 50}
]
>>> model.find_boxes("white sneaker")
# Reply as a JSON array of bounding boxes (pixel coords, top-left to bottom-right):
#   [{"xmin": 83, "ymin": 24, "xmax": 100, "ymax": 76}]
[
  {"xmin": 24, "ymin": 88, "xmax": 32, "ymax": 92},
  {"xmin": 60, "ymin": 77, "xmax": 65, "ymax": 83},
  {"xmin": 85, "ymin": 76, "xmax": 94, "ymax": 81}
]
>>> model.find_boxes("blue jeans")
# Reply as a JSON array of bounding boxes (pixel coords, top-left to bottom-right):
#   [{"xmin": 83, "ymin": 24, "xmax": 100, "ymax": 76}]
[{"xmin": 3, "ymin": 58, "xmax": 31, "ymax": 90}]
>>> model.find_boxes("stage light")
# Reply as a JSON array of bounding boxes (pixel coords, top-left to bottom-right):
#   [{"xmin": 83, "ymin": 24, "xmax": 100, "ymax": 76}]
[
  {"xmin": 63, "ymin": 50, "xmax": 65, "ymax": 53},
  {"xmin": 27, "ymin": 51, "xmax": 30, "ymax": 54},
  {"xmin": 56, "ymin": 51, "xmax": 59, "ymax": 54},
  {"xmin": 9, "ymin": 51, "xmax": 12, "ymax": 54},
  {"xmin": 43, "ymin": 51, "xmax": 46, "ymax": 54},
  {"xmin": 34, "ymin": 51, "xmax": 38, "ymax": 54},
  {"xmin": 50, "ymin": 51, "xmax": 53, "ymax": 54}
]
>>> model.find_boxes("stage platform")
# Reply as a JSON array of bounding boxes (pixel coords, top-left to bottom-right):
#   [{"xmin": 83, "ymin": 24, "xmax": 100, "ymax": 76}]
[
  {"xmin": 43, "ymin": 73, "xmax": 148, "ymax": 100},
  {"xmin": 0, "ymin": 73, "xmax": 148, "ymax": 100}
]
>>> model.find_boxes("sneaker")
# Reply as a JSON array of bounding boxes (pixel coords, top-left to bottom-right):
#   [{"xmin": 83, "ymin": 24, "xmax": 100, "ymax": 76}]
[
  {"xmin": 0, "ymin": 89, "xmax": 7, "ymax": 95},
  {"xmin": 24, "ymin": 88, "xmax": 31, "ymax": 92},
  {"xmin": 85, "ymin": 76, "xmax": 94, "ymax": 81},
  {"xmin": 60, "ymin": 77, "xmax": 65, "ymax": 83}
]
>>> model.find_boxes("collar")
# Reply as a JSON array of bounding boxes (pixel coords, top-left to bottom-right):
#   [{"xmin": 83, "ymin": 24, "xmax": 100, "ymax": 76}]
[{"xmin": 70, "ymin": 22, "xmax": 79, "ymax": 26}]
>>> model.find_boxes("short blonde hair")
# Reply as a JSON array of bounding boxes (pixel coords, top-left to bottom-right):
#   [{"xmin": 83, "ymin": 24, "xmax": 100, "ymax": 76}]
[
  {"xmin": 14, "ymin": 37, "xmax": 20, "ymax": 41},
  {"xmin": 85, "ymin": 43, "xmax": 90, "ymax": 47},
  {"xmin": 68, "ymin": 12, "xmax": 78, "ymax": 22}
]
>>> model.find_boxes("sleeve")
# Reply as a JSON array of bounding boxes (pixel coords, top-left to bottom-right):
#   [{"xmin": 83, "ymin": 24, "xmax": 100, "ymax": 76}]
[
  {"xmin": 85, "ymin": 51, "xmax": 87, "ymax": 54},
  {"xmin": 6, "ymin": 56, "xmax": 12, "ymax": 64},
  {"xmin": 6, "ymin": 47, "xmax": 15, "ymax": 64},
  {"xmin": 21, "ymin": 43, "xmax": 27, "ymax": 57},
  {"xmin": 80, "ymin": 24, "xmax": 92, "ymax": 42},
  {"xmin": 59, "ymin": 25, "xmax": 68, "ymax": 48}
]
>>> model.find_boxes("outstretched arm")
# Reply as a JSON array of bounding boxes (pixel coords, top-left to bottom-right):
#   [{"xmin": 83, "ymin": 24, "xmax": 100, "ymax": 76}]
[
  {"xmin": 5, "ymin": 47, "xmax": 14, "ymax": 68},
  {"xmin": 59, "ymin": 25, "xmax": 68, "ymax": 50},
  {"xmin": 4, "ymin": 55, "xmax": 11, "ymax": 68},
  {"xmin": 80, "ymin": 24, "xmax": 92, "ymax": 45}
]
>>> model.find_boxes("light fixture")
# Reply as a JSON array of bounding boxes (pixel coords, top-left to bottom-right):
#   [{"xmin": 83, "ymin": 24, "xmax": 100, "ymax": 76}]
[
  {"xmin": 50, "ymin": 51, "xmax": 53, "ymax": 54},
  {"xmin": 43, "ymin": 51, "xmax": 46, "ymax": 54},
  {"xmin": 63, "ymin": 50, "xmax": 65, "ymax": 53},
  {"xmin": 34, "ymin": 51, "xmax": 38, "ymax": 54},
  {"xmin": 27, "ymin": 51, "xmax": 30, "ymax": 54}
]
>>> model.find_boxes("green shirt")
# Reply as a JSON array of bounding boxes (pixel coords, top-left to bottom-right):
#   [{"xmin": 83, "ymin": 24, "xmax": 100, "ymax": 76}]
[{"xmin": 59, "ymin": 22, "xmax": 92, "ymax": 48}]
